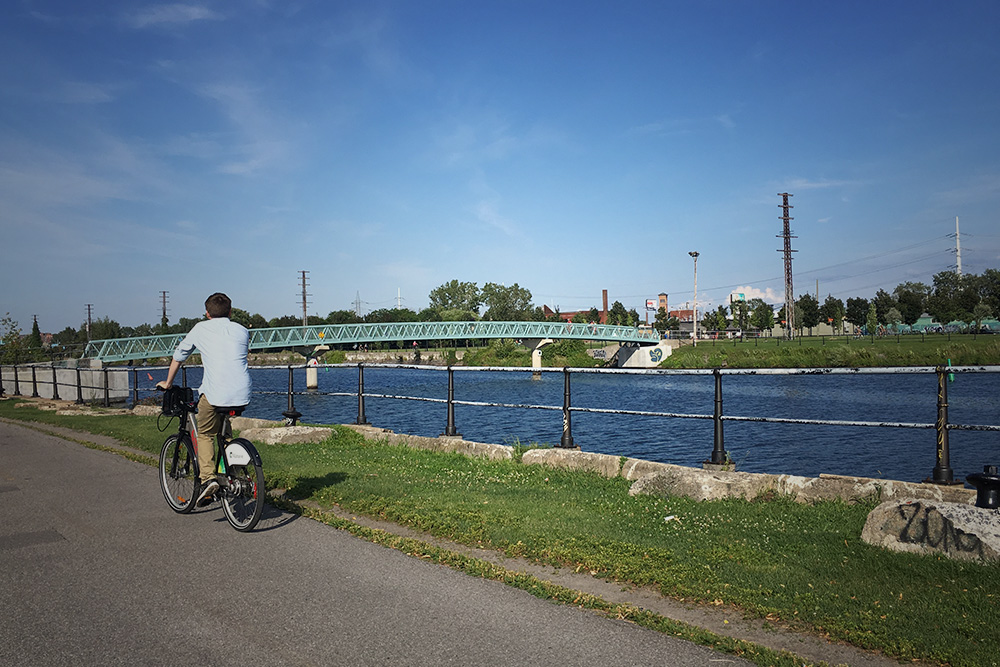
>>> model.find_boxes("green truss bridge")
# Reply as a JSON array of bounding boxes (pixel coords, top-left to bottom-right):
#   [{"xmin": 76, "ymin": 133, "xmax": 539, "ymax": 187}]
[{"xmin": 82, "ymin": 321, "xmax": 661, "ymax": 363}]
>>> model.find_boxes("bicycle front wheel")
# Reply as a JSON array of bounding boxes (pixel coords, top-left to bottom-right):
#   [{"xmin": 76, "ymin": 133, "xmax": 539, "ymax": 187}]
[
  {"xmin": 159, "ymin": 434, "xmax": 198, "ymax": 513},
  {"xmin": 221, "ymin": 439, "xmax": 264, "ymax": 532}
]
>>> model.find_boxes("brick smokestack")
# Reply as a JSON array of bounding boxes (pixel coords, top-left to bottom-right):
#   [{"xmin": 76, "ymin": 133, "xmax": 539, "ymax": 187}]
[{"xmin": 602, "ymin": 289, "xmax": 608, "ymax": 322}]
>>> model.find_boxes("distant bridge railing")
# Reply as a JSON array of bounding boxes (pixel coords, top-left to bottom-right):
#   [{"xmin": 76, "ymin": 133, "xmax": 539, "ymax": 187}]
[{"xmin": 81, "ymin": 321, "xmax": 660, "ymax": 362}]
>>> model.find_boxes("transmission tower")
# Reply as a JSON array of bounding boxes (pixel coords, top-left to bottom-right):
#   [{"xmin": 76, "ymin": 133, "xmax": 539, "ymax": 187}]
[
  {"xmin": 85, "ymin": 304, "xmax": 94, "ymax": 341},
  {"xmin": 160, "ymin": 291, "xmax": 169, "ymax": 328},
  {"xmin": 299, "ymin": 270, "xmax": 311, "ymax": 327},
  {"xmin": 777, "ymin": 193, "xmax": 796, "ymax": 339}
]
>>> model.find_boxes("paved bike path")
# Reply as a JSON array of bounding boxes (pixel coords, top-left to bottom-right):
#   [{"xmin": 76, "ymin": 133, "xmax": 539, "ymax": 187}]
[{"xmin": 0, "ymin": 420, "xmax": 752, "ymax": 666}]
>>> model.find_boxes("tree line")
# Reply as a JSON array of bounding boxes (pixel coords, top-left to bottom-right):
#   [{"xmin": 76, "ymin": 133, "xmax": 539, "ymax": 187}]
[{"xmin": 3, "ymin": 269, "xmax": 998, "ymax": 363}]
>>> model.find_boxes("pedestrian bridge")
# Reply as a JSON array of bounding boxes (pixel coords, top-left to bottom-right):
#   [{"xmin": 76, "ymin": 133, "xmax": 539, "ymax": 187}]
[{"xmin": 82, "ymin": 321, "xmax": 660, "ymax": 363}]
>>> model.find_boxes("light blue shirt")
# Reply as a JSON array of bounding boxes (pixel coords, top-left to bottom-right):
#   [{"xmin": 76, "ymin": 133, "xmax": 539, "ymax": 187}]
[{"xmin": 173, "ymin": 317, "xmax": 252, "ymax": 406}]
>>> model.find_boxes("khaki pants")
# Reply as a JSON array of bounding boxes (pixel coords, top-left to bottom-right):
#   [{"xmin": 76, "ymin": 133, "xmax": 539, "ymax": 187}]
[{"xmin": 195, "ymin": 394, "xmax": 227, "ymax": 483}]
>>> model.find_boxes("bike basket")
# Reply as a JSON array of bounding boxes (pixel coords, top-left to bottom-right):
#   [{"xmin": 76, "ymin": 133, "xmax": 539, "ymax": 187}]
[{"xmin": 161, "ymin": 386, "xmax": 194, "ymax": 417}]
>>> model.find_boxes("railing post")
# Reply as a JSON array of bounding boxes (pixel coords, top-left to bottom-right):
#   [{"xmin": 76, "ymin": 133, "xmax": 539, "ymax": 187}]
[
  {"xmin": 131, "ymin": 368, "xmax": 138, "ymax": 406},
  {"xmin": 442, "ymin": 365, "xmax": 460, "ymax": 437},
  {"xmin": 75, "ymin": 367, "xmax": 84, "ymax": 404},
  {"xmin": 181, "ymin": 366, "xmax": 188, "ymax": 388},
  {"xmin": 355, "ymin": 363, "xmax": 369, "ymax": 425},
  {"xmin": 102, "ymin": 368, "xmax": 110, "ymax": 407},
  {"xmin": 704, "ymin": 368, "xmax": 728, "ymax": 466},
  {"xmin": 31, "ymin": 366, "xmax": 39, "ymax": 398},
  {"xmin": 926, "ymin": 367, "xmax": 954, "ymax": 484},
  {"xmin": 51, "ymin": 366, "xmax": 60, "ymax": 400},
  {"xmin": 14, "ymin": 365, "xmax": 21, "ymax": 396},
  {"xmin": 0, "ymin": 365, "xmax": 5, "ymax": 398},
  {"xmin": 558, "ymin": 368, "xmax": 575, "ymax": 448},
  {"xmin": 282, "ymin": 365, "xmax": 302, "ymax": 426}
]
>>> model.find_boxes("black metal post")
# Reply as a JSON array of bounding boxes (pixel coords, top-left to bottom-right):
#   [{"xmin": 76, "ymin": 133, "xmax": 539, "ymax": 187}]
[
  {"xmin": 131, "ymin": 368, "xmax": 139, "ymax": 406},
  {"xmin": 75, "ymin": 367, "xmax": 84, "ymax": 404},
  {"xmin": 926, "ymin": 367, "xmax": 954, "ymax": 484},
  {"xmin": 51, "ymin": 366, "xmax": 60, "ymax": 400},
  {"xmin": 31, "ymin": 366, "xmax": 39, "ymax": 398},
  {"xmin": 705, "ymin": 368, "xmax": 728, "ymax": 466},
  {"xmin": 442, "ymin": 365, "xmax": 460, "ymax": 437},
  {"xmin": 282, "ymin": 365, "xmax": 302, "ymax": 426},
  {"xmin": 102, "ymin": 368, "xmax": 110, "ymax": 407},
  {"xmin": 355, "ymin": 363, "xmax": 369, "ymax": 425},
  {"xmin": 559, "ymin": 368, "xmax": 575, "ymax": 448},
  {"xmin": 181, "ymin": 366, "xmax": 188, "ymax": 387},
  {"xmin": 0, "ymin": 365, "xmax": 5, "ymax": 398},
  {"xmin": 14, "ymin": 365, "xmax": 21, "ymax": 396}
]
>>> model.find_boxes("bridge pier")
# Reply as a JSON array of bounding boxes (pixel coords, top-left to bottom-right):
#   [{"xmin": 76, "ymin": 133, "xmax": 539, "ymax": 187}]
[
  {"xmin": 298, "ymin": 345, "xmax": 330, "ymax": 389},
  {"xmin": 523, "ymin": 338, "xmax": 554, "ymax": 380}
]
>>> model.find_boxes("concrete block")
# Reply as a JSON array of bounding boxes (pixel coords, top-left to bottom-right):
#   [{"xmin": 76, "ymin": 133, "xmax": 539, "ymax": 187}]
[
  {"xmin": 239, "ymin": 425, "xmax": 334, "ymax": 445},
  {"xmin": 861, "ymin": 499, "xmax": 1000, "ymax": 563},
  {"xmin": 522, "ymin": 449, "xmax": 622, "ymax": 477}
]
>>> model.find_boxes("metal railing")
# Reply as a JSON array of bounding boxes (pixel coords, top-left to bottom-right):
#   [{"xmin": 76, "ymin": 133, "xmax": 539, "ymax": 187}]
[
  {"xmin": 5, "ymin": 362, "xmax": 998, "ymax": 484},
  {"xmin": 0, "ymin": 364, "xmax": 130, "ymax": 407}
]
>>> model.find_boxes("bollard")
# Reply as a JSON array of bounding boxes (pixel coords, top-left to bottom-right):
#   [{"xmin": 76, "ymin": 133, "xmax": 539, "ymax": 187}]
[
  {"xmin": 442, "ymin": 365, "xmax": 460, "ymax": 437},
  {"xmin": 75, "ymin": 367, "xmax": 84, "ymax": 404},
  {"xmin": 704, "ymin": 368, "xmax": 728, "ymax": 466},
  {"xmin": 558, "ymin": 368, "xmax": 575, "ymax": 448},
  {"xmin": 51, "ymin": 366, "xmax": 60, "ymax": 400},
  {"xmin": 31, "ymin": 366, "xmax": 39, "ymax": 398},
  {"xmin": 355, "ymin": 363, "xmax": 370, "ymax": 425},
  {"xmin": 925, "ymin": 367, "xmax": 955, "ymax": 484},
  {"xmin": 967, "ymin": 465, "xmax": 1000, "ymax": 509},
  {"xmin": 282, "ymin": 365, "xmax": 302, "ymax": 426},
  {"xmin": 102, "ymin": 368, "xmax": 110, "ymax": 407}
]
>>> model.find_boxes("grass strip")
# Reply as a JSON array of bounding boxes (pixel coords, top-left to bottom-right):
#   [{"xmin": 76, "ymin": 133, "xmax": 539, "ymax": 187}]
[{"xmin": 276, "ymin": 498, "xmax": 814, "ymax": 667}]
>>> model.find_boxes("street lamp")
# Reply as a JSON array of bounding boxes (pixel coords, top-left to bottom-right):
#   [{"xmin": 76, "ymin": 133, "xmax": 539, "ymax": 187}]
[{"xmin": 688, "ymin": 251, "xmax": 699, "ymax": 346}]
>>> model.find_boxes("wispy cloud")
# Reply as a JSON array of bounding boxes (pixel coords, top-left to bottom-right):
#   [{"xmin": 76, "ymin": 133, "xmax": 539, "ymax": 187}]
[
  {"xmin": 126, "ymin": 4, "xmax": 224, "ymax": 29},
  {"xmin": 933, "ymin": 173, "xmax": 1000, "ymax": 205},
  {"xmin": 781, "ymin": 177, "xmax": 856, "ymax": 191}
]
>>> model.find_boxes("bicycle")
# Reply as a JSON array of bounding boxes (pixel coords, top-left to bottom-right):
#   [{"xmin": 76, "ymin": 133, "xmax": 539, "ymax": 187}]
[{"xmin": 157, "ymin": 386, "xmax": 265, "ymax": 532}]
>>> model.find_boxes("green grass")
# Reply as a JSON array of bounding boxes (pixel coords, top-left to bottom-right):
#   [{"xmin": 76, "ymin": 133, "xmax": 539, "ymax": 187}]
[
  {"xmin": 3, "ymin": 398, "xmax": 998, "ymax": 666},
  {"xmin": 662, "ymin": 333, "xmax": 1000, "ymax": 368}
]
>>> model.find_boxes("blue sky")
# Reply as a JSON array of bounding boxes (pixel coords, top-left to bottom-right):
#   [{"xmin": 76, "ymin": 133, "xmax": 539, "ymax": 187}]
[{"xmin": 3, "ymin": 1, "xmax": 999, "ymax": 333}]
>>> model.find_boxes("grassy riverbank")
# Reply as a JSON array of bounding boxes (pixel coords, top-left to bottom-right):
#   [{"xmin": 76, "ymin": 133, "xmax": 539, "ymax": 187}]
[
  {"xmin": 661, "ymin": 333, "xmax": 1000, "ymax": 368},
  {"xmin": 2, "ymin": 398, "xmax": 997, "ymax": 667}
]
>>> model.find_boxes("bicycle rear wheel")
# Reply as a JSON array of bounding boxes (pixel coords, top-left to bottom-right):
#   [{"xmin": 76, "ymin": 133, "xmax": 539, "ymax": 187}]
[
  {"xmin": 221, "ymin": 439, "xmax": 264, "ymax": 532},
  {"xmin": 159, "ymin": 434, "xmax": 198, "ymax": 513}
]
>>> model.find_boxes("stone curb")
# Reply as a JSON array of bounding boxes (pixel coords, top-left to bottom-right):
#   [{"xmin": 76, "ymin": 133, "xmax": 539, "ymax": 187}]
[{"xmin": 862, "ymin": 499, "xmax": 1000, "ymax": 562}]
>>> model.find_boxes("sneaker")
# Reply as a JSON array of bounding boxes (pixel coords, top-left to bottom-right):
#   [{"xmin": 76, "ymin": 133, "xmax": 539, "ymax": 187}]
[{"xmin": 197, "ymin": 479, "xmax": 219, "ymax": 507}]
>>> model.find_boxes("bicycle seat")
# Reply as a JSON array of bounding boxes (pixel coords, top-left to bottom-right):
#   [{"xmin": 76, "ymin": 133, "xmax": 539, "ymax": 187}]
[{"xmin": 214, "ymin": 405, "xmax": 247, "ymax": 417}]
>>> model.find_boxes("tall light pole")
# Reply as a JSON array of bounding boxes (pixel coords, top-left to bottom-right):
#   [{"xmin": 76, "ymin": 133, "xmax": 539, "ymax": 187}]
[{"xmin": 688, "ymin": 251, "xmax": 699, "ymax": 346}]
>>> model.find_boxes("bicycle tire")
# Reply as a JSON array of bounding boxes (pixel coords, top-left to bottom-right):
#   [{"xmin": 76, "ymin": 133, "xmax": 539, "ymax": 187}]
[
  {"xmin": 159, "ymin": 434, "xmax": 198, "ymax": 514},
  {"xmin": 221, "ymin": 439, "xmax": 264, "ymax": 532}
]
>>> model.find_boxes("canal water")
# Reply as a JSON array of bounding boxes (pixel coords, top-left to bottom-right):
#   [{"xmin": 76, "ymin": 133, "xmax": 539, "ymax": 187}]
[{"xmin": 142, "ymin": 366, "xmax": 1000, "ymax": 484}]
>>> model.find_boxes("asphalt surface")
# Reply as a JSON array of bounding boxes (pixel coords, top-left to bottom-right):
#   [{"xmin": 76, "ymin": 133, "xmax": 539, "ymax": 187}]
[{"xmin": 0, "ymin": 420, "xmax": 754, "ymax": 667}]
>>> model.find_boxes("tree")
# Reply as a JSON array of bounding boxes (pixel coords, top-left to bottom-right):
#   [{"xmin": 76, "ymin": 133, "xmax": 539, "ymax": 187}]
[
  {"xmin": 481, "ymin": 283, "xmax": 533, "ymax": 321},
  {"xmin": 0, "ymin": 314, "xmax": 26, "ymax": 363},
  {"xmin": 627, "ymin": 308, "xmax": 641, "ymax": 327},
  {"xmin": 28, "ymin": 318, "xmax": 43, "ymax": 350},
  {"xmin": 268, "ymin": 315, "xmax": 301, "ymax": 328},
  {"xmin": 973, "ymin": 302, "xmax": 994, "ymax": 332},
  {"xmin": 872, "ymin": 289, "xmax": 896, "ymax": 325},
  {"xmin": 892, "ymin": 282, "xmax": 931, "ymax": 325},
  {"xmin": 845, "ymin": 297, "xmax": 869, "ymax": 329},
  {"xmin": 653, "ymin": 307, "xmax": 679, "ymax": 334},
  {"xmin": 326, "ymin": 310, "xmax": 362, "ymax": 325},
  {"xmin": 570, "ymin": 311, "xmax": 589, "ymax": 323},
  {"xmin": 365, "ymin": 308, "xmax": 418, "ymax": 323},
  {"xmin": 819, "ymin": 295, "xmax": 845, "ymax": 333},
  {"xmin": 795, "ymin": 293, "xmax": 821, "ymax": 331},
  {"xmin": 927, "ymin": 271, "xmax": 978, "ymax": 325},
  {"xmin": 730, "ymin": 300, "xmax": 750, "ymax": 331},
  {"xmin": 886, "ymin": 307, "xmax": 903, "ymax": 332},
  {"xmin": 979, "ymin": 268, "xmax": 1000, "ymax": 316},
  {"xmin": 429, "ymin": 280, "xmax": 482, "ymax": 315},
  {"xmin": 749, "ymin": 300, "xmax": 774, "ymax": 333},
  {"xmin": 866, "ymin": 302, "xmax": 878, "ymax": 334},
  {"xmin": 606, "ymin": 301, "xmax": 629, "ymax": 325}
]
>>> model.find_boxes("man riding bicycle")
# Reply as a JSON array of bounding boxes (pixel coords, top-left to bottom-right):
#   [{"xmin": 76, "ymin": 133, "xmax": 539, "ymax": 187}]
[{"xmin": 157, "ymin": 293, "xmax": 251, "ymax": 507}]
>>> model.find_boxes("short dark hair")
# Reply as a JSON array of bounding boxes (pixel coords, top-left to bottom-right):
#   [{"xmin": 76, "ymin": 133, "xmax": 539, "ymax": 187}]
[{"xmin": 205, "ymin": 293, "xmax": 232, "ymax": 318}]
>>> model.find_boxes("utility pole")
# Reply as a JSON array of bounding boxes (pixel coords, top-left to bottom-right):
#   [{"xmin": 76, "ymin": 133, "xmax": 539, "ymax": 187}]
[
  {"xmin": 160, "ymin": 291, "xmax": 169, "ymax": 329},
  {"xmin": 777, "ymin": 193, "xmax": 796, "ymax": 339},
  {"xmin": 299, "ymin": 270, "xmax": 311, "ymax": 327},
  {"xmin": 688, "ymin": 251, "xmax": 699, "ymax": 346},
  {"xmin": 85, "ymin": 304, "xmax": 93, "ymax": 342},
  {"xmin": 354, "ymin": 291, "xmax": 363, "ymax": 317},
  {"xmin": 396, "ymin": 288, "xmax": 402, "ymax": 309}
]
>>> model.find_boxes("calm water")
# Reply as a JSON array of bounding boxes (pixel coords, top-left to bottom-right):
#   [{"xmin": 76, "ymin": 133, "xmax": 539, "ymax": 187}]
[{"xmin": 141, "ymin": 366, "xmax": 1000, "ymax": 484}]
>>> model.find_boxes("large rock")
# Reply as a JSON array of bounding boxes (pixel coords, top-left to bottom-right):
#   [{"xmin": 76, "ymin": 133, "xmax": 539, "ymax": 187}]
[
  {"xmin": 861, "ymin": 499, "xmax": 1000, "ymax": 563},
  {"xmin": 239, "ymin": 425, "xmax": 334, "ymax": 445}
]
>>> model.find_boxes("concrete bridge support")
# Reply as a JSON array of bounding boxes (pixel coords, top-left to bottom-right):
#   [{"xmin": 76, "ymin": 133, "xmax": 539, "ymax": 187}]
[
  {"xmin": 299, "ymin": 345, "xmax": 330, "ymax": 389},
  {"xmin": 523, "ymin": 338, "xmax": 554, "ymax": 379}
]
